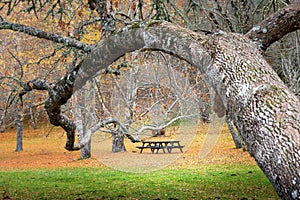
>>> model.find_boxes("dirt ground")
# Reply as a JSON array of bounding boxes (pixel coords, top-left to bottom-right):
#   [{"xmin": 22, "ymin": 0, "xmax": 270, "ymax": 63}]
[{"xmin": 0, "ymin": 122, "xmax": 256, "ymax": 171}]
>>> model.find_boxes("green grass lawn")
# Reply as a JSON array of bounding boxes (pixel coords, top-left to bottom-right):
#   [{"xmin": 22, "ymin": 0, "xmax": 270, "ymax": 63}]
[{"xmin": 0, "ymin": 164, "xmax": 278, "ymax": 200}]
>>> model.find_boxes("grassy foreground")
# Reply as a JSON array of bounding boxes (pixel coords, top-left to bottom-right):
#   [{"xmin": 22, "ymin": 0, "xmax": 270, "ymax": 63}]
[{"xmin": 1, "ymin": 165, "xmax": 278, "ymax": 200}]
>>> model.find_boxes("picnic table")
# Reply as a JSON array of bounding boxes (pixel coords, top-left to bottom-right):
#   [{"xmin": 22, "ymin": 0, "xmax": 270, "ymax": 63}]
[{"xmin": 136, "ymin": 140, "xmax": 184, "ymax": 154}]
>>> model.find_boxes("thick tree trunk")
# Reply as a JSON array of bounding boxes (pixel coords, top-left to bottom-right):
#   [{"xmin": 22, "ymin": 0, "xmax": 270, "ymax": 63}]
[
  {"xmin": 79, "ymin": 125, "xmax": 91, "ymax": 159},
  {"xmin": 209, "ymin": 32, "xmax": 300, "ymax": 200},
  {"xmin": 81, "ymin": 139, "xmax": 91, "ymax": 159},
  {"xmin": 73, "ymin": 90, "xmax": 92, "ymax": 159},
  {"xmin": 112, "ymin": 132, "xmax": 126, "ymax": 153}
]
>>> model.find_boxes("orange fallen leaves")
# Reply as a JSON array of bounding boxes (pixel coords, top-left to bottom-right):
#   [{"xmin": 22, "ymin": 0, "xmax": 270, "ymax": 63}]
[{"xmin": 0, "ymin": 124, "xmax": 256, "ymax": 171}]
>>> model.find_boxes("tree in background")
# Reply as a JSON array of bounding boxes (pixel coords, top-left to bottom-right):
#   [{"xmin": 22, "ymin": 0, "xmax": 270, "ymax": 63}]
[
  {"xmin": 1, "ymin": 0, "xmax": 298, "ymax": 152},
  {"xmin": 71, "ymin": 52, "xmax": 202, "ymax": 153}
]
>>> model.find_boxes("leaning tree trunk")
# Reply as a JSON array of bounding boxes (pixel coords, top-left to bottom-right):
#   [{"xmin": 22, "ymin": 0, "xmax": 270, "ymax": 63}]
[
  {"xmin": 208, "ymin": 32, "xmax": 300, "ymax": 199},
  {"xmin": 76, "ymin": 21, "xmax": 299, "ymax": 199}
]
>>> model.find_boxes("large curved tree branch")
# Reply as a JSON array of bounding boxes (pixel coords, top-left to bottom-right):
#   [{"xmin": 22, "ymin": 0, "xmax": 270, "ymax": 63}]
[
  {"xmin": 246, "ymin": 1, "xmax": 300, "ymax": 51},
  {"xmin": 69, "ymin": 20, "xmax": 299, "ymax": 199}
]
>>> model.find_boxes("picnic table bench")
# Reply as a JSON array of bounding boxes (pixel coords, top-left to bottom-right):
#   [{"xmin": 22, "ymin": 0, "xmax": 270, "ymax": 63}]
[{"xmin": 136, "ymin": 140, "xmax": 184, "ymax": 154}]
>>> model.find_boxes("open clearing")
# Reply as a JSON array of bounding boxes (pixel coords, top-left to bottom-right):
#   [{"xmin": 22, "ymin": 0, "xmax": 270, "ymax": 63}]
[{"xmin": 0, "ymin": 123, "xmax": 278, "ymax": 199}]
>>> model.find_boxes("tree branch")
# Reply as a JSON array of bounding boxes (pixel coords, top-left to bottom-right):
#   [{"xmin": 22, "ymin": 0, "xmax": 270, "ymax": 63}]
[
  {"xmin": 135, "ymin": 114, "xmax": 195, "ymax": 137},
  {"xmin": 246, "ymin": 1, "xmax": 300, "ymax": 51},
  {"xmin": 72, "ymin": 117, "xmax": 139, "ymax": 150},
  {"xmin": 0, "ymin": 20, "xmax": 93, "ymax": 52}
]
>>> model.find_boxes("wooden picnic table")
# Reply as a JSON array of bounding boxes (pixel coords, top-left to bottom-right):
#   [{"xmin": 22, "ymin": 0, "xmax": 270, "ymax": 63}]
[{"xmin": 136, "ymin": 140, "xmax": 184, "ymax": 154}]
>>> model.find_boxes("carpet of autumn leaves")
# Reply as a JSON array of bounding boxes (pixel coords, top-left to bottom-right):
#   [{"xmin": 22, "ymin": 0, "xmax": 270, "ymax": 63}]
[{"xmin": 0, "ymin": 123, "xmax": 256, "ymax": 171}]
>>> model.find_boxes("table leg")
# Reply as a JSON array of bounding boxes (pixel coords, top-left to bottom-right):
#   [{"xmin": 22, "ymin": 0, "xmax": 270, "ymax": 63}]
[
  {"xmin": 140, "ymin": 143, "xmax": 146, "ymax": 153},
  {"xmin": 151, "ymin": 148, "xmax": 155, "ymax": 154},
  {"xmin": 178, "ymin": 142, "xmax": 183, "ymax": 153},
  {"xmin": 167, "ymin": 142, "xmax": 173, "ymax": 153},
  {"xmin": 161, "ymin": 143, "xmax": 166, "ymax": 153}
]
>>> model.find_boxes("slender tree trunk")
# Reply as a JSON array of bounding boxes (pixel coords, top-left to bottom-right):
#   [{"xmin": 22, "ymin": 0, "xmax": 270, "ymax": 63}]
[
  {"xmin": 0, "ymin": 123, "xmax": 5, "ymax": 133},
  {"xmin": 30, "ymin": 106, "xmax": 38, "ymax": 130},
  {"xmin": 226, "ymin": 115, "xmax": 242, "ymax": 149},
  {"xmin": 15, "ymin": 113, "xmax": 23, "ymax": 152},
  {"xmin": 200, "ymin": 101, "xmax": 210, "ymax": 123},
  {"xmin": 0, "ymin": 107, "xmax": 8, "ymax": 133}
]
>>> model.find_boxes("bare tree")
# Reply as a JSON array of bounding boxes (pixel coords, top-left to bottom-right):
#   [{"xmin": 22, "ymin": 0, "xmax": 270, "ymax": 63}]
[
  {"xmin": 73, "ymin": 53, "xmax": 201, "ymax": 153},
  {"xmin": 72, "ymin": 81, "xmax": 98, "ymax": 159}
]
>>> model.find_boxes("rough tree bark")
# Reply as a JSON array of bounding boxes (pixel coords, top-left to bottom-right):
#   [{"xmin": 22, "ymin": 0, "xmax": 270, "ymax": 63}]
[{"xmin": 246, "ymin": 1, "xmax": 300, "ymax": 51}]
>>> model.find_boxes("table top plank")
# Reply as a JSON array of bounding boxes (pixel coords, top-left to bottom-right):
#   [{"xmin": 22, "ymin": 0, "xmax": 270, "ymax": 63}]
[
  {"xmin": 137, "ymin": 140, "xmax": 183, "ymax": 154},
  {"xmin": 141, "ymin": 140, "xmax": 180, "ymax": 143}
]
